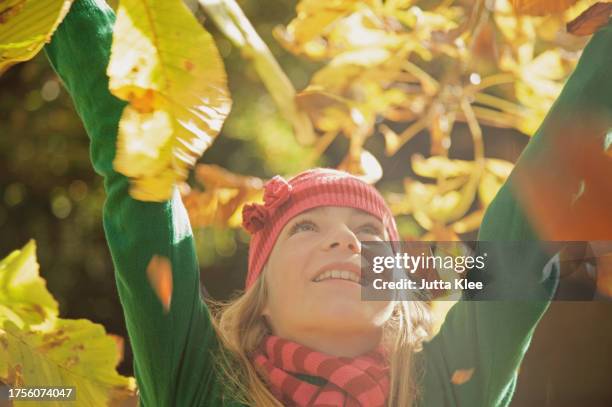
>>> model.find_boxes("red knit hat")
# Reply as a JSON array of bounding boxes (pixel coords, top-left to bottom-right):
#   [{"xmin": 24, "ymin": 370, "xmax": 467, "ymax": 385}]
[{"xmin": 241, "ymin": 168, "xmax": 400, "ymax": 289}]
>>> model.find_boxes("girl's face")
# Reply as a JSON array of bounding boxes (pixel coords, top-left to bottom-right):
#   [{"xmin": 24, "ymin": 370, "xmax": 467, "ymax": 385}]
[{"xmin": 262, "ymin": 206, "xmax": 395, "ymax": 346}]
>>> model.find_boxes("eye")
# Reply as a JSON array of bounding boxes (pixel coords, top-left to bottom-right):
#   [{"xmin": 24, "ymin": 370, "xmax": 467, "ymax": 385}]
[
  {"xmin": 359, "ymin": 223, "xmax": 384, "ymax": 237},
  {"xmin": 289, "ymin": 219, "xmax": 317, "ymax": 235}
]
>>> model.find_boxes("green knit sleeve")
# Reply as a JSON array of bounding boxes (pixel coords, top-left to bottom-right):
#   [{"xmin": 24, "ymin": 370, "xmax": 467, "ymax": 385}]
[
  {"xmin": 44, "ymin": 1, "xmax": 224, "ymax": 405},
  {"xmin": 419, "ymin": 18, "xmax": 612, "ymax": 407}
]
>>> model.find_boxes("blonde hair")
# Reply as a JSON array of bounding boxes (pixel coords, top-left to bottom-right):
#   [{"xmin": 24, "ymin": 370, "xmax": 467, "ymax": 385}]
[{"xmin": 208, "ymin": 266, "xmax": 434, "ymax": 406}]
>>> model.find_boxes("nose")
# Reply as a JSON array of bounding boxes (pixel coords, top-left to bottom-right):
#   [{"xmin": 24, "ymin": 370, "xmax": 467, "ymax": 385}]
[{"xmin": 324, "ymin": 224, "xmax": 361, "ymax": 254}]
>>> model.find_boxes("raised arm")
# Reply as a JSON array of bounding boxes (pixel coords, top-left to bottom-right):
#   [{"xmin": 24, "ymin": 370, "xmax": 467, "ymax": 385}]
[
  {"xmin": 44, "ymin": 1, "xmax": 223, "ymax": 404},
  {"xmin": 420, "ymin": 19, "xmax": 612, "ymax": 407}
]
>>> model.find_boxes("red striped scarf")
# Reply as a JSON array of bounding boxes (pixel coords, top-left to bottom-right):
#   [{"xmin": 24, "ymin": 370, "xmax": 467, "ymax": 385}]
[{"xmin": 251, "ymin": 335, "xmax": 390, "ymax": 407}]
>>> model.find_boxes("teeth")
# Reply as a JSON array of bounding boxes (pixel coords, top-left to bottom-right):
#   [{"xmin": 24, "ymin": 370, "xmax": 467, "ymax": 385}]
[{"xmin": 314, "ymin": 269, "xmax": 361, "ymax": 284}]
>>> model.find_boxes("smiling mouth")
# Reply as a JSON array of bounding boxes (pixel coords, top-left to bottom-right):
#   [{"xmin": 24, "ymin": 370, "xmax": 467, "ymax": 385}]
[{"xmin": 313, "ymin": 269, "xmax": 363, "ymax": 285}]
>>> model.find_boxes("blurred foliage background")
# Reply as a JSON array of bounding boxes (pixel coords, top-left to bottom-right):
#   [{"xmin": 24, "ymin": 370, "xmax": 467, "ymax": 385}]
[{"xmin": 1, "ymin": 0, "xmax": 611, "ymax": 405}]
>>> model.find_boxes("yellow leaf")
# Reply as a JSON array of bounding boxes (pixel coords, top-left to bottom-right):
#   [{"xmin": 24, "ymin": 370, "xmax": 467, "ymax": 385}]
[
  {"xmin": 108, "ymin": 0, "xmax": 231, "ymax": 201},
  {"xmin": 411, "ymin": 155, "xmax": 474, "ymax": 178},
  {"xmin": 451, "ymin": 209, "xmax": 485, "ymax": 234},
  {"xmin": 184, "ymin": 165, "xmax": 264, "ymax": 228},
  {"xmin": 0, "ymin": 240, "xmax": 58, "ymax": 328},
  {"xmin": 0, "ymin": 319, "xmax": 136, "ymax": 406},
  {"xmin": 0, "ymin": 0, "xmax": 25, "ymax": 23},
  {"xmin": 276, "ymin": 0, "xmax": 378, "ymax": 58},
  {"xmin": 485, "ymin": 158, "xmax": 514, "ymax": 179},
  {"xmin": 0, "ymin": 0, "xmax": 73, "ymax": 75},
  {"xmin": 338, "ymin": 149, "xmax": 383, "ymax": 184},
  {"xmin": 195, "ymin": 164, "xmax": 264, "ymax": 190},
  {"xmin": 326, "ymin": 9, "xmax": 405, "ymax": 52},
  {"xmin": 479, "ymin": 171, "xmax": 504, "ymax": 207},
  {"xmin": 511, "ymin": 0, "xmax": 579, "ymax": 15},
  {"xmin": 0, "ymin": 242, "xmax": 135, "ymax": 405}
]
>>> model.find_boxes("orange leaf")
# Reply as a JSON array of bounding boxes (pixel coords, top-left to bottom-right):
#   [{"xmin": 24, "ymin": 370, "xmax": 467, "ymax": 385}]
[
  {"xmin": 596, "ymin": 252, "xmax": 612, "ymax": 297},
  {"xmin": 108, "ymin": 334, "xmax": 125, "ymax": 365},
  {"xmin": 146, "ymin": 255, "xmax": 173, "ymax": 312},
  {"xmin": 512, "ymin": 116, "xmax": 612, "ymax": 240},
  {"xmin": 451, "ymin": 368, "xmax": 475, "ymax": 385},
  {"xmin": 194, "ymin": 164, "xmax": 263, "ymax": 190},
  {"xmin": 0, "ymin": 0, "xmax": 26, "ymax": 23},
  {"xmin": 511, "ymin": 0, "xmax": 579, "ymax": 16},
  {"xmin": 567, "ymin": 2, "xmax": 612, "ymax": 36}
]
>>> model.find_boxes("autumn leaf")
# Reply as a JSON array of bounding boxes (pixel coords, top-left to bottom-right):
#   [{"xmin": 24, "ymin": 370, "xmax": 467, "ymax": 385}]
[
  {"xmin": 451, "ymin": 368, "xmax": 475, "ymax": 385},
  {"xmin": 199, "ymin": 0, "xmax": 315, "ymax": 145},
  {"xmin": 194, "ymin": 164, "xmax": 263, "ymax": 191},
  {"xmin": 0, "ymin": 241, "xmax": 136, "ymax": 406},
  {"xmin": 0, "ymin": 0, "xmax": 25, "ymax": 23},
  {"xmin": 595, "ymin": 249, "xmax": 612, "ymax": 297},
  {"xmin": 146, "ymin": 255, "xmax": 173, "ymax": 312},
  {"xmin": 0, "ymin": 240, "xmax": 58, "ymax": 328},
  {"xmin": 567, "ymin": 2, "xmax": 612, "ymax": 36},
  {"xmin": 411, "ymin": 154, "xmax": 474, "ymax": 178},
  {"xmin": 451, "ymin": 209, "xmax": 486, "ymax": 234},
  {"xmin": 513, "ymin": 116, "xmax": 612, "ymax": 240},
  {"xmin": 338, "ymin": 149, "xmax": 383, "ymax": 184},
  {"xmin": 183, "ymin": 165, "xmax": 263, "ymax": 228},
  {"xmin": 408, "ymin": 154, "xmax": 484, "ymax": 226},
  {"xmin": 108, "ymin": 0, "xmax": 231, "ymax": 201},
  {"xmin": 0, "ymin": 319, "xmax": 136, "ymax": 406},
  {"xmin": 511, "ymin": 0, "xmax": 579, "ymax": 15},
  {"xmin": 108, "ymin": 334, "xmax": 126, "ymax": 365},
  {"xmin": 274, "ymin": 0, "xmax": 379, "ymax": 59},
  {"xmin": 0, "ymin": 0, "xmax": 73, "ymax": 74}
]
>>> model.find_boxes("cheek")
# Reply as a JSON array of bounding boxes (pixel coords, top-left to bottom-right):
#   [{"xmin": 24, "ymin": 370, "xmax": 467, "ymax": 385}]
[{"xmin": 264, "ymin": 251, "xmax": 308, "ymax": 312}]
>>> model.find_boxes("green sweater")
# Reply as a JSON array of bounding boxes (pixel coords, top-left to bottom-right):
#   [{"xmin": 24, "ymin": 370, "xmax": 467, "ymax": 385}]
[{"xmin": 44, "ymin": 1, "xmax": 611, "ymax": 405}]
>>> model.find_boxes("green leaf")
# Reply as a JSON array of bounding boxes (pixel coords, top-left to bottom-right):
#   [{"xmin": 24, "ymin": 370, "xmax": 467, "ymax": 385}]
[
  {"xmin": 0, "ymin": 240, "xmax": 58, "ymax": 328},
  {"xmin": 0, "ymin": 319, "xmax": 136, "ymax": 407},
  {"xmin": 0, "ymin": 0, "xmax": 73, "ymax": 75},
  {"xmin": 0, "ymin": 241, "xmax": 136, "ymax": 406}
]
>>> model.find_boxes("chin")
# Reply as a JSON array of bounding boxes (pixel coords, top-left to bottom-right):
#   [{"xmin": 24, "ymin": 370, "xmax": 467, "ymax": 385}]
[{"xmin": 311, "ymin": 300, "xmax": 381, "ymax": 328}]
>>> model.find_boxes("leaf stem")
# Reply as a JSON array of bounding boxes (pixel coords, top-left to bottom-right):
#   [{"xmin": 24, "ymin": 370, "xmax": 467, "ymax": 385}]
[{"xmin": 198, "ymin": 0, "xmax": 315, "ymax": 144}]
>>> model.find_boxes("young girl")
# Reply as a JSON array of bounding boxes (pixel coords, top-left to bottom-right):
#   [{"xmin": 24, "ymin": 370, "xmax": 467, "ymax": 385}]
[{"xmin": 44, "ymin": 1, "xmax": 611, "ymax": 405}]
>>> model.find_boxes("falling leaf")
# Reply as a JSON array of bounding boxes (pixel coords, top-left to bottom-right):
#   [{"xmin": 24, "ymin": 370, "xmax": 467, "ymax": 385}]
[
  {"xmin": 0, "ymin": 0, "xmax": 73, "ymax": 75},
  {"xmin": 595, "ymin": 251, "xmax": 612, "ymax": 297},
  {"xmin": 511, "ymin": 0, "xmax": 579, "ymax": 16},
  {"xmin": 513, "ymin": 116, "xmax": 612, "ymax": 240},
  {"xmin": 0, "ymin": 0, "xmax": 26, "ymax": 23},
  {"xmin": 567, "ymin": 2, "xmax": 612, "ymax": 36},
  {"xmin": 146, "ymin": 255, "xmax": 173, "ymax": 312},
  {"xmin": 451, "ymin": 368, "xmax": 475, "ymax": 385},
  {"xmin": 108, "ymin": 0, "xmax": 231, "ymax": 201}
]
